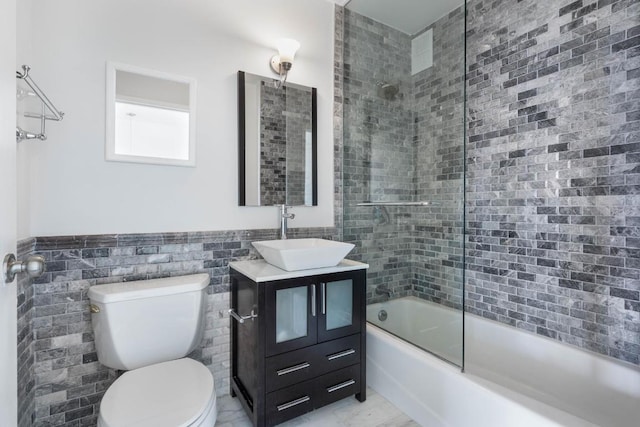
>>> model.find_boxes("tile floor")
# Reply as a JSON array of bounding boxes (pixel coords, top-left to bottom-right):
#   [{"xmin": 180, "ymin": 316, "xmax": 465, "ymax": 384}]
[{"xmin": 215, "ymin": 387, "xmax": 419, "ymax": 427}]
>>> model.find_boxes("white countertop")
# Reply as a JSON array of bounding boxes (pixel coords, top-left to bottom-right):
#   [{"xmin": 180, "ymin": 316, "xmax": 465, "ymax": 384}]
[{"xmin": 229, "ymin": 259, "xmax": 369, "ymax": 282}]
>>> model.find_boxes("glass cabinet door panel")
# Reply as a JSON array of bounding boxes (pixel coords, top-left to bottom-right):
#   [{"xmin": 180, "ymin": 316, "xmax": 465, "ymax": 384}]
[
  {"xmin": 326, "ymin": 279, "xmax": 353, "ymax": 331},
  {"xmin": 276, "ymin": 286, "xmax": 308, "ymax": 343}
]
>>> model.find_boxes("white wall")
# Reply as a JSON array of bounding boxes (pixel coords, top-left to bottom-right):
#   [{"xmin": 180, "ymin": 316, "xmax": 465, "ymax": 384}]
[
  {"xmin": 23, "ymin": 0, "xmax": 335, "ymax": 236},
  {"xmin": 16, "ymin": 0, "xmax": 33, "ymax": 239},
  {"xmin": 1, "ymin": 0, "xmax": 18, "ymax": 422}
]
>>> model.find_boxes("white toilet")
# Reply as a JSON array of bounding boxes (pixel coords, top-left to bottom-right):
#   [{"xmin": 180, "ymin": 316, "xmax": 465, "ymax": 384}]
[{"xmin": 88, "ymin": 273, "xmax": 217, "ymax": 427}]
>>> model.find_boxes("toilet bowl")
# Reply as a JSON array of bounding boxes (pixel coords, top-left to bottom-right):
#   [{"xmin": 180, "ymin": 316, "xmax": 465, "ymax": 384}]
[
  {"xmin": 88, "ymin": 274, "xmax": 216, "ymax": 426},
  {"xmin": 98, "ymin": 358, "xmax": 216, "ymax": 427}
]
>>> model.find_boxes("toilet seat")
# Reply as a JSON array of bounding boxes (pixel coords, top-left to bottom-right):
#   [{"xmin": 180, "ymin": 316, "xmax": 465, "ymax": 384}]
[{"xmin": 98, "ymin": 358, "xmax": 216, "ymax": 427}]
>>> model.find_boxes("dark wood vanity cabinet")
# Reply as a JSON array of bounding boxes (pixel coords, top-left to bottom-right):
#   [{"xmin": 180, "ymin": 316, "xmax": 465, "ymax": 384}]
[{"xmin": 230, "ymin": 262, "xmax": 367, "ymax": 427}]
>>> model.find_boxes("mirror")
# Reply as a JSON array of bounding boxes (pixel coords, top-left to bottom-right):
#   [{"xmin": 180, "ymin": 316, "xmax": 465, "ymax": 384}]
[
  {"xmin": 106, "ymin": 62, "xmax": 197, "ymax": 167},
  {"xmin": 238, "ymin": 71, "xmax": 317, "ymax": 206}
]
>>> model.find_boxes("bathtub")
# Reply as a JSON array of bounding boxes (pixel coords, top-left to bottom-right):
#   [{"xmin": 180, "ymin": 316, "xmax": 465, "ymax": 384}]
[{"xmin": 366, "ymin": 297, "xmax": 640, "ymax": 427}]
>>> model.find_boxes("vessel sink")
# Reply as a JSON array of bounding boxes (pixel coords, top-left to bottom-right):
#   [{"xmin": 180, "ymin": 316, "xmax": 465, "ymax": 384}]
[{"xmin": 252, "ymin": 238, "xmax": 355, "ymax": 271}]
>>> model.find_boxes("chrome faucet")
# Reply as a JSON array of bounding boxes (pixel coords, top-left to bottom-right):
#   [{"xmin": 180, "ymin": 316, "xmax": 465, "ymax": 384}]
[{"xmin": 279, "ymin": 205, "xmax": 295, "ymax": 240}]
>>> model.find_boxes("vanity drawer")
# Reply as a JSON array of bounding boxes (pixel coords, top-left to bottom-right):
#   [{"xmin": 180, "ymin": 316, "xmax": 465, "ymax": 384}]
[
  {"xmin": 266, "ymin": 348, "xmax": 316, "ymax": 393},
  {"xmin": 266, "ymin": 334, "xmax": 361, "ymax": 392},
  {"xmin": 265, "ymin": 379, "xmax": 316, "ymax": 426},
  {"xmin": 316, "ymin": 364, "xmax": 361, "ymax": 408},
  {"xmin": 316, "ymin": 334, "xmax": 361, "ymax": 374},
  {"xmin": 265, "ymin": 365, "xmax": 361, "ymax": 426}
]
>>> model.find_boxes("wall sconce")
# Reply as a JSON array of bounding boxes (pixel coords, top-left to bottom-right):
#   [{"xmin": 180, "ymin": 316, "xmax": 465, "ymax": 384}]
[{"xmin": 270, "ymin": 38, "xmax": 300, "ymax": 88}]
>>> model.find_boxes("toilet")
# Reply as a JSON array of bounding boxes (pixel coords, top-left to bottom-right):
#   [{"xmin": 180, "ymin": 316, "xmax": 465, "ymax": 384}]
[{"xmin": 88, "ymin": 273, "xmax": 217, "ymax": 427}]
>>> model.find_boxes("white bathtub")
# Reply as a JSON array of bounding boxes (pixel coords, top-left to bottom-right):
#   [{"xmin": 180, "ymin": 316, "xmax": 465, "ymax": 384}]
[{"xmin": 366, "ymin": 297, "xmax": 640, "ymax": 427}]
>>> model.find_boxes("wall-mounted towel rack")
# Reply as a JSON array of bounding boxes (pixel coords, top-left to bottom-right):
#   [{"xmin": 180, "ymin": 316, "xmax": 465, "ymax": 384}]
[{"xmin": 16, "ymin": 65, "xmax": 64, "ymax": 142}]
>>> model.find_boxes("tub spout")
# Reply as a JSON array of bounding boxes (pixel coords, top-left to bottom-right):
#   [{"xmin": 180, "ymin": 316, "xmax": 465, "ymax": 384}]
[{"xmin": 375, "ymin": 287, "xmax": 392, "ymax": 298}]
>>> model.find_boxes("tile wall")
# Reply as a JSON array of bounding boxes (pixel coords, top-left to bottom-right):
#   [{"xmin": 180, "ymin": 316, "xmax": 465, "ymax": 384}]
[
  {"xmin": 341, "ymin": 7, "xmax": 467, "ymax": 307},
  {"xmin": 465, "ymin": 0, "xmax": 640, "ymax": 365},
  {"xmin": 20, "ymin": 228, "xmax": 337, "ymax": 426},
  {"xmin": 342, "ymin": 0, "xmax": 639, "ymax": 365},
  {"xmin": 411, "ymin": 7, "xmax": 466, "ymax": 308},
  {"xmin": 259, "ymin": 83, "xmax": 288, "ymax": 206},
  {"xmin": 342, "ymin": 9, "xmax": 417, "ymax": 301},
  {"xmin": 259, "ymin": 83, "xmax": 313, "ymax": 206},
  {"xmin": 284, "ymin": 85, "xmax": 314, "ymax": 206},
  {"xmin": 17, "ymin": 238, "xmax": 36, "ymax": 427},
  {"xmin": 16, "ymin": 1, "xmax": 639, "ymax": 425}
]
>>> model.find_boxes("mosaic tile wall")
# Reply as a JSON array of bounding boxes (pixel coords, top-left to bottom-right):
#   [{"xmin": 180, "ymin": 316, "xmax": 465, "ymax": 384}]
[
  {"xmin": 284, "ymin": 85, "xmax": 313, "ymax": 206},
  {"xmin": 342, "ymin": 7, "xmax": 467, "ymax": 306},
  {"xmin": 260, "ymin": 83, "xmax": 287, "ymax": 206},
  {"xmin": 17, "ymin": 238, "xmax": 36, "ymax": 427},
  {"xmin": 465, "ymin": 0, "xmax": 640, "ymax": 364},
  {"xmin": 342, "ymin": 0, "xmax": 639, "ymax": 365},
  {"xmin": 342, "ymin": 9, "xmax": 417, "ymax": 301},
  {"xmin": 22, "ymin": 228, "xmax": 336, "ymax": 426},
  {"xmin": 259, "ymin": 83, "xmax": 313, "ymax": 206},
  {"xmin": 411, "ymin": 7, "xmax": 466, "ymax": 308}
]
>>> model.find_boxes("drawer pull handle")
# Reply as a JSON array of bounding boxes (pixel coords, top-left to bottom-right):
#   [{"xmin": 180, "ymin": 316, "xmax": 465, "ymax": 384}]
[
  {"xmin": 277, "ymin": 395, "xmax": 310, "ymax": 411},
  {"xmin": 277, "ymin": 362, "xmax": 310, "ymax": 376},
  {"xmin": 327, "ymin": 349, "xmax": 355, "ymax": 361},
  {"xmin": 327, "ymin": 379, "xmax": 356, "ymax": 393}
]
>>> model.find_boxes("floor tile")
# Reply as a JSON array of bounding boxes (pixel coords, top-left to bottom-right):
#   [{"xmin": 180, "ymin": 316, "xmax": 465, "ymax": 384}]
[{"xmin": 215, "ymin": 388, "xmax": 418, "ymax": 427}]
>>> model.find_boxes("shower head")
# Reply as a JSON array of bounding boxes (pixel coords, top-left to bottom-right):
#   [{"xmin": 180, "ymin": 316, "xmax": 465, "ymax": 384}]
[{"xmin": 376, "ymin": 81, "xmax": 400, "ymax": 100}]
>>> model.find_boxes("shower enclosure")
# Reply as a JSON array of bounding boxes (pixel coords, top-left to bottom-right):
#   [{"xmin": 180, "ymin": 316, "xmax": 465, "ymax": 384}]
[{"xmin": 342, "ymin": 0, "xmax": 467, "ymax": 367}]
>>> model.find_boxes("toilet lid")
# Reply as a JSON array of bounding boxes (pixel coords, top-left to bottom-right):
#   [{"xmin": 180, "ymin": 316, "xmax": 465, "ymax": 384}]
[{"xmin": 100, "ymin": 358, "xmax": 214, "ymax": 427}]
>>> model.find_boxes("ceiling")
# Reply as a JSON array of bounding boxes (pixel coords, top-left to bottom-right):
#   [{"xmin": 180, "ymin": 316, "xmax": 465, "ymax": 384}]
[{"xmin": 342, "ymin": 0, "xmax": 464, "ymax": 35}]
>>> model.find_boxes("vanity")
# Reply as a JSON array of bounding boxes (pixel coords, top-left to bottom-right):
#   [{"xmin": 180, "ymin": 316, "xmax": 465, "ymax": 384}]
[{"xmin": 229, "ymin": 259, "xmax": 368, "ymax": 427}]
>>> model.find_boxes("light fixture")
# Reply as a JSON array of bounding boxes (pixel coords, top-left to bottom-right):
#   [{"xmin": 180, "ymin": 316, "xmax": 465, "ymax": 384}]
[{"xmin": 270, "ymin": 38, "xmax": 300, "ymax": 88}]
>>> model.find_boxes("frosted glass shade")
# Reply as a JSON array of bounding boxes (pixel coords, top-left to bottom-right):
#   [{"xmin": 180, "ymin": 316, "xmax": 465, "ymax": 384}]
[{"xmin": 276, "ymin": 38, "xmax": 300, "ymax": 64}]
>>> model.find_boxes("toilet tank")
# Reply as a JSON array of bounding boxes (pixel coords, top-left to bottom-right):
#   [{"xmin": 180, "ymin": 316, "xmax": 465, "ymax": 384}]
[{"xmin": 88, "ymin": 273, "xmax": 210, "ymax": 370}]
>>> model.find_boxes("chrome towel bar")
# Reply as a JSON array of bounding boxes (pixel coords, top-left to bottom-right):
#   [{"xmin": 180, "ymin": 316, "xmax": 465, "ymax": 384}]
[
  {"xmin": 356, "ymin": 201, "xmax": 435, "ymax": 206},
  {"xmin": 228, "ymin": 308, "xmax": 258, "ymax": 323}
]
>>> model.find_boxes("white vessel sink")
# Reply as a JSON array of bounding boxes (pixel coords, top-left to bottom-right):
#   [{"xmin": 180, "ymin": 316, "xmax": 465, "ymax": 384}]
[{"xmin": 252, "ymin": 238, "xmax": 355, "ymax": 271}]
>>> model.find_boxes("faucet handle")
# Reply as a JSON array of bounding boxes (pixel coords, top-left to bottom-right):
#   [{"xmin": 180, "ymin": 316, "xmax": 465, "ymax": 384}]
[{"xmin": 279, "ymin": 204, "xmax": 295, "ymax": 218}]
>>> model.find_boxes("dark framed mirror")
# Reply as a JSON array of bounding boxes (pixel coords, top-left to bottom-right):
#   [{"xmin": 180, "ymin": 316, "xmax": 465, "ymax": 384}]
[{"xmin": 238, "ymin": 71, "xmax": 317, "ymax": 206}]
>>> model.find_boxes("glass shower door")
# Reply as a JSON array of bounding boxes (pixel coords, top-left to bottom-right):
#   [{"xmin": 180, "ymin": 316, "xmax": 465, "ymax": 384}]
[{"xmin": 342, "ymin": 0, "xmax": 466, "ymax": 368}]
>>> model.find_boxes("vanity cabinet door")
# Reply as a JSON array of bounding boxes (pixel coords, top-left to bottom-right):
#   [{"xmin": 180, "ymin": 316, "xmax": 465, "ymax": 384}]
[
  {"xmin": 265, "ymin": 277, "xmax": 318, "ymax": 357},
  {"xmin": 317, "ymin": 270, "xmax": 365, "ymax": 343}
]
